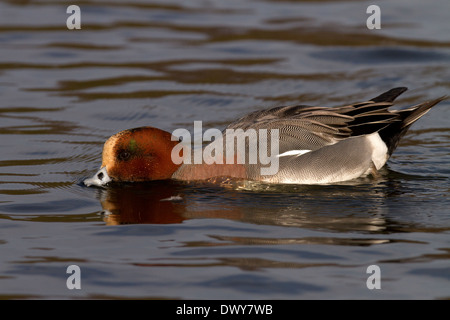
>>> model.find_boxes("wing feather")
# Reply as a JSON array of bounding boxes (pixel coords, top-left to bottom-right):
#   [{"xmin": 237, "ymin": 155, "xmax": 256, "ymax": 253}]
[{"xmin": 222, "ymin": 87, "xmax": 410, "ymax": 157}]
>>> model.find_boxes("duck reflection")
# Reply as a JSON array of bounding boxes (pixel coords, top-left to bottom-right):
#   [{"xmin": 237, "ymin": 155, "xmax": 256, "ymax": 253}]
[
  {"xmin": 94, "ymin": 181, "xmax": 187, "ymax": 225},
  {"xmin": 89, "ymin": 170, "xmax": 414, "ymax": 235},
  {"xmin": 93, "ymin": 180, "xmax": 249, "ymax": 225}
]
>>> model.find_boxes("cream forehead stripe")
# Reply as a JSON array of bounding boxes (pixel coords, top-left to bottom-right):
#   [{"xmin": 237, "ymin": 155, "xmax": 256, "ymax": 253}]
[{"xmin": 101, "ymin": 133, "xmax": 121, "ymax": 167}]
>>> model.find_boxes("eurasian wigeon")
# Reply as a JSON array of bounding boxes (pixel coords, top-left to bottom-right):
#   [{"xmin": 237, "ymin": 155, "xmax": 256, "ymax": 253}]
[{"xmin": 84, "ymin": 87, "xmax": 446, "ymax": 187}]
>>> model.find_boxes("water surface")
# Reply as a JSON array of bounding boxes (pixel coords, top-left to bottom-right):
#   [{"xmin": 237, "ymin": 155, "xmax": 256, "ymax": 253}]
[{"xmin": 0, "ymin": 0, "xmax": 449, "ymax": 299}]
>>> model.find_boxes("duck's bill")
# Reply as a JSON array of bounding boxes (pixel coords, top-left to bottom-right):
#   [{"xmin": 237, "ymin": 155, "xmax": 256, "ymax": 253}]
[{"xmin": 84, "ymin": 166, "xmax": 112, "ymax": 187}]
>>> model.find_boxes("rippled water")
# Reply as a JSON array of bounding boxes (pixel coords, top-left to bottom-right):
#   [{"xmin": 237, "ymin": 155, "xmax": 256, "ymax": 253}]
[{"xmin": 0, "ymin": 0, "xmax": 449, "ymax": 299}]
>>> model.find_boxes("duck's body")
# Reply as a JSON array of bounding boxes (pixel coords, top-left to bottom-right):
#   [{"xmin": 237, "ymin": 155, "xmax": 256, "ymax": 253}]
[{"xmin": 84, "ymin": 87, "xmax": 446, "ymax": 187}]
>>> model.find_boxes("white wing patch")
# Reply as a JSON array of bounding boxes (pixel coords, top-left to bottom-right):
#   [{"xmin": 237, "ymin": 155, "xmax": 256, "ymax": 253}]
[{"xmin": 277, "ymin": 149, "xmax": 311, "ymax": 158}]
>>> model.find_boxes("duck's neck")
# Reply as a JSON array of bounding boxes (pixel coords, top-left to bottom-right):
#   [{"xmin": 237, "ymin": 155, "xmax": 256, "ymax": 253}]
[{"xmin": 172, "ymin": 162, "xmax": 247, "ymax": 181}]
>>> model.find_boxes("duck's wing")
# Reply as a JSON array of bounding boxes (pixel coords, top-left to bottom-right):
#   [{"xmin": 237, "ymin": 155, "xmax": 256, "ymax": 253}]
[
  {"xmin": 224, "ymin": 87, "xmax": 409, "ymax": 155},
  {"xmin": 224, "ymin": 105, "xmax": 354, "ymax": 154}
]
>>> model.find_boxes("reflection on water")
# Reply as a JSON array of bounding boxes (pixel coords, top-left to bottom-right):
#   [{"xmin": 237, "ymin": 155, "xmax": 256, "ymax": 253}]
[
  {"xmin": 91, "ymin": 171, "xmax": 449, "ymax": 236},
  {"xmin": 0, "ymin": 0, "xmax": 449, "ymax": 299},
  {"xmin": 96, "ymin": 181, "xmax": 186, "ymax": 225}
]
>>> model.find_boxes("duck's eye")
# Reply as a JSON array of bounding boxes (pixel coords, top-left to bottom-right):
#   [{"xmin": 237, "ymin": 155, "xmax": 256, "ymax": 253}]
[{"xmin": 118, "ymin": 150, "xmax": 131, "ymax": 161}]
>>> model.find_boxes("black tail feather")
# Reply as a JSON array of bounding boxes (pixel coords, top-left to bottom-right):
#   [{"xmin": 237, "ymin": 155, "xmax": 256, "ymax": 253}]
[
  {"xmin": 371, "ymin": 87, "xmax": 408, "ymax": 103},
  {"xmin": 379, "ymin": 96, "xmax": 447, "ymax": 155},
  {"xmin": 400, "ymin": 96, "xmax": 447, "ymax": 128}
]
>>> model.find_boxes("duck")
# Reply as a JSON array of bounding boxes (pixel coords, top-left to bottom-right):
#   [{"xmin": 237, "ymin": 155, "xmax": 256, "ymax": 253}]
[{"xmin": 84, "ymin": 87, "xmax": 446, "ymax": 187}]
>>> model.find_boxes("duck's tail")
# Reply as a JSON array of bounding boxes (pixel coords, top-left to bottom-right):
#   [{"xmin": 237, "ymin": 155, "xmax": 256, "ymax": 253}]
[
  {"xmin": 371, "ymin": 87, "xmax": 408, "ymax": 103},
  {"xmin": 379, "ymin": 95, "xmax": 447, "ymax": 155}
]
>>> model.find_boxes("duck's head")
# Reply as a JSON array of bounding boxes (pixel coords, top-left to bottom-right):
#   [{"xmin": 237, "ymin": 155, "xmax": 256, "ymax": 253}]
[{"xmin": 84, "ymin": 127, "xmax": 181, "ymax": 187}]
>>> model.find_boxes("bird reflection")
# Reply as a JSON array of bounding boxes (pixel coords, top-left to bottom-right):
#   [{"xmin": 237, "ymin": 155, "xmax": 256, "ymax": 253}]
[
  {"xmin": 94, "ymin": 181, "xmax": 187, "ymax": 225},
  {"xmin": 89, "ymin": 170, "xmax": 414, "ymax": 236}
]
